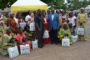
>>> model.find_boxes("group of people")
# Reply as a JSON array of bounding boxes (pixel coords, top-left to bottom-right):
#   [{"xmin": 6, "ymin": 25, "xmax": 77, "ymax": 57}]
[{"xmin": 0, "ymin": 8, "xmax": 88, "ymax": 55}]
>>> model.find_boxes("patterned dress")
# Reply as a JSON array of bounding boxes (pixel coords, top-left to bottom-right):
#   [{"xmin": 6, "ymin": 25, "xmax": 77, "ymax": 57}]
[
  {"xmin": 6, "ymin": 18, "xmax": 18, "ymax": 33},
  {"xmin": 78, "ymin": 13, "xmax": 87, "ymax": 40},
  {"xmin": 58, "ymin": 28, "xmax": 73, "ymax": 44},
  {"xmin": 0, "ymin": 34, "xmax": 11, "ymax": 56},
  {"xmin": 58, "ymin": 28, "xmax": 71, "ymax": 40}
]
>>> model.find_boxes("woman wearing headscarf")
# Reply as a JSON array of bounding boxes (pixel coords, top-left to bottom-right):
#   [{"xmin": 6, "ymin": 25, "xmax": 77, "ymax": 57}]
[
  {"xmin": 60, "ymin": 10, "xmax": 68, "ymax": 27},
  {"xmin": 77, "ymin": 8, "xmax": 88, "ymax": 41},
  {"xmin": 78, "ymin": 8, "xmax": 87, "ymax": 26},
  {"xmin": 41, "ymin": 13, "xmax": 51, "ymax": 45},
  {"xmin": 6, "ymin": 12, "xmax": 18, "ymax": 34}
]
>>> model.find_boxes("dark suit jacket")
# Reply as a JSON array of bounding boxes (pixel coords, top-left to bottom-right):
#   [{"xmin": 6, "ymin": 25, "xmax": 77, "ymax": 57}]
[
  {"xmin": 48, "ymin": 13, "xmax": 60, "ymax": 30},
  {"xmin": 34, "ymin": 15, "xmax": 44, "ymax": 31}
]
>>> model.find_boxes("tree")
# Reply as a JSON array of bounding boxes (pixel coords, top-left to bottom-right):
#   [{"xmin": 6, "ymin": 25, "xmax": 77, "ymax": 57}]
[
  {"xmin": 41, "ymin": 0, "xmax": 64, "ymax": 9},
  {"xmin": 54, "ymin": 0, "xmax": 64, "ymax": 9},
  {"xmin": 41, "ymin": 0, "xmax": 51, "ymax": 3},
  {"xmin": 67, "ymin": 0, "xmax": 90, "ymax": 10},
  {"xmin": 0, "ymin": 0, "xmax": 16, "ymax": 10}
]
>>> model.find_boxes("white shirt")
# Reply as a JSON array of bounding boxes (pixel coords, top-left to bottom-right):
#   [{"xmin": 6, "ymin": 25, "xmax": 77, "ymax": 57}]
[
  {"xmin": 68, "ymin": 16, "xmax": 76, "ymax": 26},
  {"xmin": 51, "ymin": 14, "xmax": 54, "ymax": 21},
  {"xmin": 25, "ymin": 15, "xmax": 31, "ymax": 22}
]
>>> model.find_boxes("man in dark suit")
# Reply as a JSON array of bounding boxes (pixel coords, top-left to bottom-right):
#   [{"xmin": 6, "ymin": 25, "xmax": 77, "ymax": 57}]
[
  {"xmin": 48, "ymin": 10, "xmax": 60, "ymax": 44},
  {"xmin": 35, "ymin": 10, "xmax": 44, "ymax": 48}
]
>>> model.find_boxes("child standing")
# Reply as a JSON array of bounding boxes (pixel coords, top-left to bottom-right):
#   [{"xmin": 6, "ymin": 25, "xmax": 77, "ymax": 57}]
[
  {"xmin": 77, "ymin": 23, "xmax": 85, "ymax": 41},
  {"xmin": 68, "ymin": 12, "xmax": 77, "ymax": 34}
]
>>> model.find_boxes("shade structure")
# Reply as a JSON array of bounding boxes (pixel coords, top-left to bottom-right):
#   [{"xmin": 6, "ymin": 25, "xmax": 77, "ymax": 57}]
[
  {"xmin": 85, "ymin": 5, "xmax": 90, "ymax": 13},
  {"xmin": 85, "ymin": 5, "xmax": 90, "ymax": 10},
  {"xmin": 11, "ymin": 0, "xmax": 48, "ymax": 12}
]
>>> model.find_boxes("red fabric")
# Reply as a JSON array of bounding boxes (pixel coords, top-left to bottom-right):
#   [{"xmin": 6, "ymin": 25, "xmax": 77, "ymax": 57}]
[
  {"xmin": 7, "ymin": 18, "xmax": 18, "ymax": 33},
  {"xmin": 16, "ymin": 34, "xmax": 23, "ymax": 44},
  {"xmin": 16, "ymin": 33, "xmax": 26, "ymax": 44},
  {"xmin": 44, "ymin": 18, "xmax": 49, "ymax": 30},
  {"xmin": 43, "ymin": 38, "xmax": 51, "ymax": 45},
  {"xmin": 7, "ymin": 18, "xmax": 17, "ymax": 28}
]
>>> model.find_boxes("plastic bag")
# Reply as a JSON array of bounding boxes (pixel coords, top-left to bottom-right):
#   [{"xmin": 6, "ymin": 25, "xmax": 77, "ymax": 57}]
[
  {"xmin": 20, "ymin": 44, "xmax": 30, "ymax": 55},
  {"xmin": 32, "ymin": 39, "xmax": 38, "ymax": 49},
  {"xmin": 8, "ymin": 46, "xmax": 19, "ymax": 58},
  {"xmin": 29, "ymin": 22, "xmax": 35, "ymax": 31},
  {"xmin": 43, "ymin": 30, "xmax": 49, "ymax": 38},
  {"xmin": 62, "ymin": 37, "xmax": 70, "ymax": 47}
]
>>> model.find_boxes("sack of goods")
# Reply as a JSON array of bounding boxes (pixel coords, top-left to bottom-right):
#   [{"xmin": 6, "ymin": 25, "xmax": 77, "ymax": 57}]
[
  {"xmin": 62, "ymin": 37, "xmax": 70, "ymax": 47},
  {"xmin": 20, "ymin": 44, "xmax": 30, "ymax": 55},
  {"xmin": 29, "ymin": 22, "xmax": 35, "ymax": 31},
  {"xmin": 7, "ymin": 46, "xmax": 19, "ymax": 58},
  {"xmin": 32, "ymin": 39, "xmax": 38, "ymax": 49},
  {"xmin": 71, "ymin": 35, "xmax": 78, "ymax": 43},
  {"xmin": 77, "ymin": 28, "xmax": 85, "ymax": 35},
  {"xmin": 43, "ymin": 30, "xmax": 49, "ymax": 38}
]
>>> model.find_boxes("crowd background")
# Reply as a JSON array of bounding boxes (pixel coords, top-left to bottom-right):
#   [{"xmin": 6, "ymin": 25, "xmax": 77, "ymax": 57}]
[{"xmin": 0, "ymin": 8, "xmax": 88, "ymax": 56}]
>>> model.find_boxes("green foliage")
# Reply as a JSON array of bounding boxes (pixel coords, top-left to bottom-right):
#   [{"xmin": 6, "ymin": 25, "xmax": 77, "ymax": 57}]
[
  {"xmin": 0, "ymin": 0, "xmax": 16, "ymax": 10},
  {"xmin": 0, "ymin": 0, "xmax": 90, "ymax": 10},
  {"xmin": 67, "ymin": 0, "xmax": 90, "ymax": 9},
  {"xmin": 54, "ymin": 0, "xmax": 64, "ymax": 9},
  {"xmin": 41, "ymin": 0, "xmax": 90, "ymax": 9},
  {"xmin": 41, "ymin": 0, "xmax": 64, "ymax": 9}
]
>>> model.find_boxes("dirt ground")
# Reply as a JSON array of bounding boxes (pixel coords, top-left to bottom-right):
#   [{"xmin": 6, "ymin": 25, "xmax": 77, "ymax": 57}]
[{"xmin": 0, "ymin": 19, "xmax": 90, "ymax": 60}]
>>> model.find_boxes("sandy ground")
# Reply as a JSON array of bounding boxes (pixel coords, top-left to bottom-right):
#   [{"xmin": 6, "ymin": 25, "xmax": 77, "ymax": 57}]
[{"xmin": 0, "ymin": 18, "xmax": 90, "ymax": 60}]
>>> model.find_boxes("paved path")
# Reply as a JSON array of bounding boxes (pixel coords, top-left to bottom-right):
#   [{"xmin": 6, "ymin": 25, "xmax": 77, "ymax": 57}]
[{"xmin": 0, "ymin": 18, "xmax": 90, "ymax": 60}]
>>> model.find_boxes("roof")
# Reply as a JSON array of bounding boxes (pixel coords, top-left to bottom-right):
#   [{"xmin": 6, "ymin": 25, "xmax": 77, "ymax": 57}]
[{"xmin": 11, "ymin": 0, "xmax": 48, "ymax": 11}]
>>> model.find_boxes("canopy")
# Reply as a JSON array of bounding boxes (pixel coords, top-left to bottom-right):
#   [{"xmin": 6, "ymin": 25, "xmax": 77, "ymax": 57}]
[
  {"xmin": 85, "ymin": 5, "xmax": 90, "ymax": 10},
  {"xmin": 85, "ymin": 5, "xmax": 90, "ymax": 13},
  {"xmin": 11, "ymin": 0, "xmax": 48, "ymax": 12}
]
